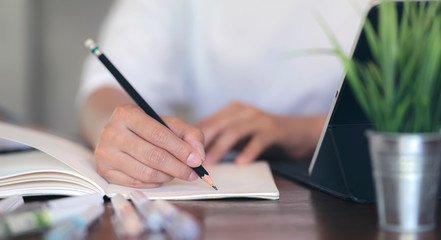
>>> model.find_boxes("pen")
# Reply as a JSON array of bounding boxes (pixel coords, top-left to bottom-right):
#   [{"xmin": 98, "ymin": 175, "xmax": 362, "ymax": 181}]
[
  {"xmin": 84, "ymin": 39, "xmax": 218, "ymax": 190},
  {"xmin": 0, "ymin": 194, "xmax": 103, "ymax": 216},
  {"xmin": 44, "ymin": 204, "xmax": 104, "ymax": 240},
  {"xmin": 131, "ymin": 190, "xmax": 200, "ymax": 239},
  {"xmin": 111, "ymin": 194, "xmax": 144, "ymax": 238},
  {"xmin": 0, "ymin": 196, "xmax": 24, "ymax": 215},
  {"xmin": 152, "ymin": 199, "xmax": 200, "ymax": 240},
  {"xmin": 0, "ymin": 204, "xmax": 95, "ymax": 239},
  {"xmin": 130, "ymin": 191, "xmax": 165, "ymax": 233}
]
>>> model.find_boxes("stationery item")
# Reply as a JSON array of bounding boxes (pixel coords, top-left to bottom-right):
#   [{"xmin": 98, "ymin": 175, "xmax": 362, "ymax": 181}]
[
  {"xmin": 0, "ymin": 196, "xmax": 24, "ymax": 214},
  {"xmin": 130, "ymin": 191, "xmax": 164, "ymax": 233},
  {"xmin": 84, "ymin": 39, "xmax": 217, "ymax": 190},
  {"xmin": 131, "ymin": 190, "xmax": 200, "ymax": 239},
  {"xmin": 111, "ymin": 194, "xmax": 144, "ymax": 238},
  {"xmin": 152, "ymin": 199, "xmax": 200, "ymax": 240},
  {"xmin": 44, "ymin": 204, "xmax": 104, "ymax": 240},
  {"xmin": 0, "ymin": 204, "xmax": 94, "ymax": 239},
  {"xmin": 0, "ymin": 195, "xmax": 102, "ymax": 219},
  {"xmin": 0, "ymin": 121, "xmax": 279, "ymax": 200}
]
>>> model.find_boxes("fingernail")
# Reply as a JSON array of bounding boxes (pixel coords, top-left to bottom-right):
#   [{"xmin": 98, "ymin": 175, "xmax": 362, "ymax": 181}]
[
  {"xmin": 191, "ymin": 142, "xmax": 206, "ymax": 162},
  {"xmin": 186, "ymin": 152, "xmax": 202, "ymax": 167},
  {"xmin": 187, "ymin": 172, "xmax": 198, "ymax": 181}
]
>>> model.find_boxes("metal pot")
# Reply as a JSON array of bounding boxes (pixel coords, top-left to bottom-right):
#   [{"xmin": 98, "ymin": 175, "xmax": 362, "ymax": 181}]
[{"xmin": 366, "ymin": 131, "xmax": 441, "ymax": 232}]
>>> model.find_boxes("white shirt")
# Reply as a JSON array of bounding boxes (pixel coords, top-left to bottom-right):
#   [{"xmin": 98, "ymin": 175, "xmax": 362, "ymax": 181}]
[{"xmin": 78, "ymin": 0, "xmax": 370, "ymax": 123}]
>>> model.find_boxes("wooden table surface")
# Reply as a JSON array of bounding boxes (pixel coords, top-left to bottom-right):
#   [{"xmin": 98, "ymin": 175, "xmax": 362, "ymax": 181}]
[
  {"xmin": 83, "ymin": 175, "xmax": 441, "ymax": 240},
  {"xmin": 18, "ymin": 175, "xmax": 441, "ymax": 240}
]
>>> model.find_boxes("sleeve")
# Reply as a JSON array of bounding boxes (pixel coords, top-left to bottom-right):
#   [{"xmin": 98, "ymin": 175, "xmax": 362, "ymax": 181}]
[{"xmin": 76, "ymin": 0, "xmax": 189, "ymax": 117}]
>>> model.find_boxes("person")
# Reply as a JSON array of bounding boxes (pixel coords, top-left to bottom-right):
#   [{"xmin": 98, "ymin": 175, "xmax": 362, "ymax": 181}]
[{"xmin": 77, "ymin": 0, "xmax": 370, "ymax": 188}]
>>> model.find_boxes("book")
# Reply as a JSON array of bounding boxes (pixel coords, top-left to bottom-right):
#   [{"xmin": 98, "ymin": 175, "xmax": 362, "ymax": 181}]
[{"xmin": 0, "ymin": 122, "xmax": 279, "ymax": 200}]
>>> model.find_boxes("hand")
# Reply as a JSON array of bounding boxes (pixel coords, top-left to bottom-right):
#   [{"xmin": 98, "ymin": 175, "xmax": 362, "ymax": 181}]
[
  {"xmin": 94, "ymin": 104, "xmax": 206, "ymax": 188},
  {"xmin": 197, "ymin": 102, "xmax": 326, "ymax": 165}
]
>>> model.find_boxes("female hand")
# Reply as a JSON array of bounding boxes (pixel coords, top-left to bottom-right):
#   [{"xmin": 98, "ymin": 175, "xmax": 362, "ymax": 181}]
[
  {"xmin": 197, "ymin": 102, "xmax": 326, "ymax": 165},
  {"xmin": 94, "ymin": 104, "xmax": 206, "ymax": 188}
]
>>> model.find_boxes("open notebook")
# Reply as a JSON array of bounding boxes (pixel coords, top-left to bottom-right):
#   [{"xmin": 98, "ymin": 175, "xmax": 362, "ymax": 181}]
[{"xmin": 0, "ymin": 122, "xmax": 279, "ymax": 200}]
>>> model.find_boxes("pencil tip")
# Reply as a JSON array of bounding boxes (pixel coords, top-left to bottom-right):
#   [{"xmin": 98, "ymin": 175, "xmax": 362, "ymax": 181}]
[{"xmin": 212, "ymin": 186, "xmax": 218, "ymax": 191}]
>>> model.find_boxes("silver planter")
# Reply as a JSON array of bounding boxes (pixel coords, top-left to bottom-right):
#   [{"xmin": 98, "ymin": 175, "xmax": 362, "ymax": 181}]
[{"xmin": 366, "ymin": 131, "xmax": 441, "ymax": 232}]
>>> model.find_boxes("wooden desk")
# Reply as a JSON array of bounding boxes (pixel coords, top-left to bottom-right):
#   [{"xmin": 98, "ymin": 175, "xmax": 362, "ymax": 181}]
[
  {"xmin": 81, "ymin": 175, "xmax": 441, "ymax": 240},
  {"xmin": 18, "ymin": 175, "xmax": 441, "ymax": 240}
]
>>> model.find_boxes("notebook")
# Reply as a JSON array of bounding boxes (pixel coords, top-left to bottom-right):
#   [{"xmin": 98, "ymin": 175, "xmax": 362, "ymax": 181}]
[
  {"xmin": 0, "ymin": 122, "xmax": 279, "ymax": 200},
  {"xmin": 272, "ymin": 1, "xmax": 440, "ymax": 203}
]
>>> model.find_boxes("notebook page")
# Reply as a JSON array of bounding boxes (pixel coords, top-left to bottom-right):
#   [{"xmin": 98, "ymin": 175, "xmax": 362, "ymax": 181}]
[
  {"xmin": 0, "ymin": 122, "xmax": 108, "ymax": 191},
  {"xmin": 106, "ymin": 161, "xmax": 279, "ymax": 200},
  {"xmin": 0, "ymin": 150, "xmax": 104, "ymax": 197}
]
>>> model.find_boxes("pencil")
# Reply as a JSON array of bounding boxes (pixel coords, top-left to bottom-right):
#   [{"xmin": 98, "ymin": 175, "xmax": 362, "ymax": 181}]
[{"xmin": 84, "ymin": 39, "xmax": 217, "ymax": 191}]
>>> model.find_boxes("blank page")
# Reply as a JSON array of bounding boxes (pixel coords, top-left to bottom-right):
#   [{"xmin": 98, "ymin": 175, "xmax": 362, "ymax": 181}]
[{"xmin": 106, "ymin": 161, "xmax": 280, "ymax": 200}]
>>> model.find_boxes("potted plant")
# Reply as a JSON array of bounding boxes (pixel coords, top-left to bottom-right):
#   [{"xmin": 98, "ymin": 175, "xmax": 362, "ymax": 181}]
[{"xmin": 324, "ymin": 0, "xmax": 441, "ymax": 232}]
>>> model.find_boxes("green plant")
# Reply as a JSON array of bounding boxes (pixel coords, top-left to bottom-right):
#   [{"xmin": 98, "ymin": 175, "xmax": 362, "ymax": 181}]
[{"xmin": 324, "ymin": 0, "xmax": 441, "ymax": 133}]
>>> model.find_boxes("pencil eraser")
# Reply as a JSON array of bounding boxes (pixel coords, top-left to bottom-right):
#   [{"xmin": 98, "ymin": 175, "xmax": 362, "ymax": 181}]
[{"xmin": 84, "ymin": 39, "xmax": 96, "ymax": 49}]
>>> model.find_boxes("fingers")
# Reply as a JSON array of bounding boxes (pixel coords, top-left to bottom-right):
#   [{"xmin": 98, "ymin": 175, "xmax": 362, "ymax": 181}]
[
  {"xmin": 199, "ymin": 102, "xmax": 283, "ymax": 165},
  {"xmin": 203, "ymin": 121, "xmax": 256, "ymax": 165},
  {"xmin": 164, "ymin": 117, "xmax": 206, "ymax": 162},
  {"xmin": 118, "ymin": 127, "xmax": 197, "ymax": 181},
  {"xmin": 95, "ymin": 104, "xmax": 203, "ymax": 187},
  {"xmin": 235, "ymin": 131, "xmax": 275, "ymax": 165},
  {"xmin": 98, "ymin": 169, "xmax": 162, "ymax": 189},
  {"xmin": 95, "ymin": 144, "xmax": 167, "ymax": 188},
  {"xmin": 112, "ymin": 105, "xmax": 203, "ymax": 167},
  {"xmin": 197, "ymin": 102, "xmax": 255, "ymax": 147},
  {"xmin": 97, "ymin": 147, "xmax": 174, "ymax": 182}
]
